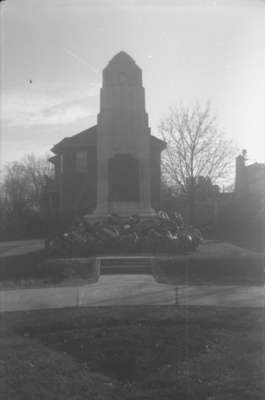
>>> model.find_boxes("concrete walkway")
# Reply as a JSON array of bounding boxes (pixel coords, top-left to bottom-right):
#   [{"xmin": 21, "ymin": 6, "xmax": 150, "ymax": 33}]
[
  {"xmin": 79, "ymin": 275, "xmax": 265, "ymax": 308},
  {"xmin": 0, "ymin": 239, "xmax": 264, "ymax": 312},
  {"xmin": 0, "ymin": 239, "xmax": 44, "ymax": 257},
  {"xmin": 0, "ymin": 274, "xmax": 264, "ymax": 312},
  {"xmin": 0, "ymin": 238, "xmax": 262, "ymax": 258}
]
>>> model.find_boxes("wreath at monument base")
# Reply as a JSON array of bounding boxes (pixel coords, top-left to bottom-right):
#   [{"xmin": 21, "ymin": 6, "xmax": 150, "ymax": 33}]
[{"xmin": 46, "ymin": 211, "xmax": 202, "ymax": 257}]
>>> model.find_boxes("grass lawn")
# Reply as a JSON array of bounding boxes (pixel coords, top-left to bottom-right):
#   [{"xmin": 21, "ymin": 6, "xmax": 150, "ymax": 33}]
[{"xmin": 0, "ymin": 306, "xmax": 264, "ymax": 399}]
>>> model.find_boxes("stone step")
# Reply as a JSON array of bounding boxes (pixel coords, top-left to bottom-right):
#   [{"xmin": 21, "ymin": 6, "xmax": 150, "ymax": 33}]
[
  {"xmin": 99, "ymin": 257, "xmax": 153, "ymax": 274},
  {"xmin": 100, "ymin": 257, "xmax": 153, "ymax": 266},
  {"xmin": 101, "ymin": 266, "xmax": 153, "ymax": 275}
]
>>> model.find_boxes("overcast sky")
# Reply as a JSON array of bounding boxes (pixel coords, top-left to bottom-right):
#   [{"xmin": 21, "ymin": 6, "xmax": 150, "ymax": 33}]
[{"xmin": 1, "ymin": 0, "xmax": 265, "ymax": 168}]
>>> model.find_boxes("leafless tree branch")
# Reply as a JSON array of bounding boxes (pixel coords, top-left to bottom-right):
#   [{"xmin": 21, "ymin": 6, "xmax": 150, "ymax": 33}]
[{"xmin": 159, "ymin": 102, "xmax": 237, "ymax": 191}]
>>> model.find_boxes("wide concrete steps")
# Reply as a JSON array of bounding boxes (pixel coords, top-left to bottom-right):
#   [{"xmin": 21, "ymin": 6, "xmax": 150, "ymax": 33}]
[{"xmin": 99, "ymin": 256, "xmax": 153, "ymax": 274}]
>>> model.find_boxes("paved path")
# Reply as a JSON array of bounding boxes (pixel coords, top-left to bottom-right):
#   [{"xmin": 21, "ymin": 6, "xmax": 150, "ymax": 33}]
[
  {"xmin": 0, "ymin": 238, "xmax": 261, "ymax": 258},
  {"xmin": 0, "ymin": 239, "xmax": 264, "ymax": 312},
  {"xmin": 1, "ymin": 275, "xmax": 264, "ymax": 312},
  {"xmin": 193, "ymin": 240, "xmax": 260, "ymax": 257},
  {"xmin": 79, "ymin": 275, "xmax": 265, "ymax": 307},
  {"xmin": 0, "ymin": 239, "xmax": 44, "ymax": 257}
]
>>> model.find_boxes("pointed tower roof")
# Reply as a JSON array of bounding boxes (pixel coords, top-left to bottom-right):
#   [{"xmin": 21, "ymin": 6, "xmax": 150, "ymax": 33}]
[
  {"xmin": 103, "ymin": 51, "xmax": 142, "ymax": 87},
  {"xmin": 107, "ymin": 51, "xmax": 136, "ymax": 65}
]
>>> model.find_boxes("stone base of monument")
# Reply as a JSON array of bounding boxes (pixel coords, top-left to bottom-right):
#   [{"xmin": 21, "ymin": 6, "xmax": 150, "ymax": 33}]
[
  {"xmin": 84, "ymin": 214, "xmax": 156, "ymax": 223},
  {"xmin": 86, "ymin": 203, "xmax": 156, "ymax": 221}
]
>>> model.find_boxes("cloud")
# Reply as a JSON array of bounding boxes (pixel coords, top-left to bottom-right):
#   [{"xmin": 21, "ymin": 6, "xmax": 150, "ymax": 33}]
[
  {"xmin": 27, "ymin": 101, "xmax": 90, "ymax": 126},
  {"xmin": 1, "ymin": 88, "xmax": 99, "ymax": 127}
]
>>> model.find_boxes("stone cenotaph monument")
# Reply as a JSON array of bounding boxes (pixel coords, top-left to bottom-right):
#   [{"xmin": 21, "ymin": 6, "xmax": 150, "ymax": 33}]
[
  {"xmin": 48, "ymin": 51, "xmax": 165, "ymax": 219},
  {"xmin": 91, "ymin": 51, "xmax": 160, "ymax": 218}
]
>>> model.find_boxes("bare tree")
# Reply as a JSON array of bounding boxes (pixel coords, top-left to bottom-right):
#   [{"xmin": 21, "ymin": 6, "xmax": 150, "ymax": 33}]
[
  {"xmin": 159, "ymin": 102, "xmax": 236, "ymax": 221},
  {"xmin": 2, "ymin": 154, "xmax": 52, "ymax": 212},
  {"xmin": 1, "ymin": 153, "xmax": 53, "ymax": 238}
]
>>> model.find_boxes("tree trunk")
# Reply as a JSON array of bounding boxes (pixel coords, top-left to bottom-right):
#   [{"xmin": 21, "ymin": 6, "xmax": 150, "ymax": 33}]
[{"xmin": 188, "ymin": 181, "xmax": 195, "ymax": 225}]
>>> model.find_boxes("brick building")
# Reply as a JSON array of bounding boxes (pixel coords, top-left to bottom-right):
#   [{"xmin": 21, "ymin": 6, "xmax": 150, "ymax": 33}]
[
  {"xmin": 47, "ymin": 127, "xmax": 165, "ymax": 218},
  {"xmin": 235, "ymin": 151, "xmax": 265, "ymax": 197}
]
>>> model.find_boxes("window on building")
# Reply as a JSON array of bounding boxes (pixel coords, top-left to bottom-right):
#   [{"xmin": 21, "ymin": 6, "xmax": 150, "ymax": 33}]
[
  {"xmin": 76, "ymin": 151, "xmax": 88, "ymax": 173},
  {"xmin": 59, "ymin": 154, "xmax": 64, "ymax": 174}
]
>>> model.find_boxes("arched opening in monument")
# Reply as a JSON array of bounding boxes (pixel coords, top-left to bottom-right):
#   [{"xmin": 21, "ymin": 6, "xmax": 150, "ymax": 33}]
[{"xmin": 108, "ymin": 154, "xmax": 140, "ymax": 202}]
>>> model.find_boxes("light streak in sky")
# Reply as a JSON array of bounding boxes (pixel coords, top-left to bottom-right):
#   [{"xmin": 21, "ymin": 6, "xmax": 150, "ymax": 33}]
[{"xmin": 64, "ymin": 48, "xmax": 100, "ymax": 76}]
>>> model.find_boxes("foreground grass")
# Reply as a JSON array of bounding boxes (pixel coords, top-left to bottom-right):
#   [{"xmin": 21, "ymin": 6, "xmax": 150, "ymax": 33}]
[{"xmin": 0, "ymin": 306, "xmax": 264, "ymax": 399}]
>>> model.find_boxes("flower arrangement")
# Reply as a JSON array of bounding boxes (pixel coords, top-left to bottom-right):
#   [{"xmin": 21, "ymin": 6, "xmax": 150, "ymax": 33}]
[{"xmin": 46, "ymin": 211, "xmax": 202, "ymax": 257}]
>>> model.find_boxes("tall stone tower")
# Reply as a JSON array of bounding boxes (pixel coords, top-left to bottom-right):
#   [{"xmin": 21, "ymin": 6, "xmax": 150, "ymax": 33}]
[{"xmin": 92, "ymin": 51, "xmax": 156, "ymax": 217}]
